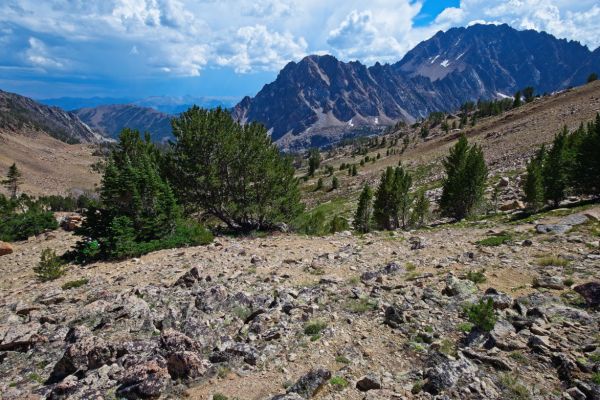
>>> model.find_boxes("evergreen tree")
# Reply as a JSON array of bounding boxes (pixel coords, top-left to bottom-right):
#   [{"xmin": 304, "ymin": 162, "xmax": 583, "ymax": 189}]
[
  {"xmin": 71, "ymin": 129, "xmax": 206, "ymax": 261},
  {"xmin": 394, "ymin": 165, "xmax": 413, "ymax": 229},
  {"xmin": 524, "ymin": 147, "xmax": 546, "ymax": 211},
  {"xmin": 2, "ymin": 163, "xmax": 22, "ymax": 199},
  {"xmin": 331, "ymin": 176, "xmax": 339, "ymax": 190},
  {"xmin": 543, "ymin": 127, "xmax": 569, "ymax": 207},
  {"xmin": 373, "ymin": 166, "xmax": 413, "ymax": 230},
  {"xmin": 440, "ymin": 135, "xmax": 488, "ymax": 220},
  {"xmin": 351, "ymin": 164, "xmax": 358, "ymax": 176},
  {"xmin": 168, "ymin": 107, "xmax": 302, "ymax": 231},
  {"xmin": 523, "ymin": 86, "xmax": 535, "ymax": 103},
  {"xmin": 574, "ymin": 114, "xmax": 600, "ymax": 195},
  {"xmin": 588, "ymin": 73, "xmax": 598, "ymax": 83},
  {"xmin": 513, "ymin": 90, "xmax": 522, "ymax": 108},
  {"xmin": 308, "ymin": 148, "xmax": 321, "ymax": 176},
  {"xmin": 315, "ymin": 178, "xmax": 323, "ymax": 191},
  {"xmin": 354, "ymin": 184, "xmax": 373, "ymax": 233},
  {"xmin": 410, "ymin": 189, "xmax": 430, "ymax": 228}
]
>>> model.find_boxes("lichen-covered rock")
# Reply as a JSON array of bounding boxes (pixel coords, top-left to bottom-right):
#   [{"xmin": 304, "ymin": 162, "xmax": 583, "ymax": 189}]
[
  {"xmin": 116, "ymin": 358, "xmax": 170, "ymax": 399},
  {"xmin": 286, "ymin": 367, "xmax": 331, "ymax": 399}
]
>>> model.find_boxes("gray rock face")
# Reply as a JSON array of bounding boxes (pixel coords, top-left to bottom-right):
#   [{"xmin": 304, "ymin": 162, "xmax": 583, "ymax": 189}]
[
  {"xmin": 116, "ymin": 358, "xmax": 171, "ymax": 399},
  {"xmin": 534, "ymin": 276, "xmax": 565, "ymax": 290},
  {"xmin": 286, "ymin": 367, "xmax": 332, "ymax": 399},
  {"xmin": 356, "ymin": 373, "xmax": 382, "ymax": 391},
  {"xmin": 536, "ymin": 224, "xmax": 572, "ymax": 234},
  {"xmin": 574, "ymin": 282, "xmax": 600, "ymax": 308},
  {"xmin": 442, "ymin": 275, "xmax": 477, "ymax": 298},
  {"xmin": 423, "ymin": 353, "xmax": 477, "ymax": 395}
]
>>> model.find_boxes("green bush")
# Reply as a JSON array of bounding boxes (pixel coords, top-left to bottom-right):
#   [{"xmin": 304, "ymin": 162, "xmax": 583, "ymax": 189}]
[
  {"xmin": 0, "ymin": 208, "xmax": 58, "ymax": 242},
  {"xmin": 466, "ymin": 298, "xmax": 496, "ymax": 332},
  {"xmin": 34, "ymin": 249, "xmax": 66, "ymax": 282},
  {"xmin": 304, "ymin": 320, "xmax": 327, "ymax": 335},
  {"xmin": 329, "ymin": 215, "xmax": 349, "ymax": 233},
  {"xmin": 466, "ymin": 270, "xmax": 487, "ymax": 284}
]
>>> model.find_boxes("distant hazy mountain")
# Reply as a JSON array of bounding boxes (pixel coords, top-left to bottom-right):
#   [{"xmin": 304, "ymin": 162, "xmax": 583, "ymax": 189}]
[
  {"xmin": 41, "ymin": 95, "xmax": 237, "ymax": 114},
  {"xmin": 74, "ymin": 104, "xmax": 173, "ymax": 143},
  {"xmin": 0, "ymin": 89, "xmax": 106, "ymax": 144},
  {"xmin": 234, "ymin": 23, "xmax": 600, "ymax": 148}
]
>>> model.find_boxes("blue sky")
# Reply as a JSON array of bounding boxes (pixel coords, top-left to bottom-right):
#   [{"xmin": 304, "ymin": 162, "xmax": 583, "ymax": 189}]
[{"xmin": 0, "ymin": 0, "xmax": 598, "ymax": 103}]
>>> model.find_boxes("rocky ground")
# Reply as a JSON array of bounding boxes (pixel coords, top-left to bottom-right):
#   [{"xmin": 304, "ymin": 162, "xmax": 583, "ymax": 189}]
[{"xmin": 0, "ymin": 205, "xmax": 599, "ymax": 400}]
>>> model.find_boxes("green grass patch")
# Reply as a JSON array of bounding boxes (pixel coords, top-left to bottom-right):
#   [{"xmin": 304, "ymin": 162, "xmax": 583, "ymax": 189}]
[
  {"xmin": 345, "ymin": 297, "xmax": 378, "ymax": 313},
  {"xmin": 476, "ymin": 234, "xmax": 512, "ymax": 246},
  {"xmin": 329, "ymin": 376, "xmax": 349, "ymax": 390},
  {"xmin": 465, "ymin": 269, "xmax": 486, "ymax": 284},
  {"xmin": 592, "ymin": 372, "xmax": 600, "ymax": 385},
  {"xmin": 304, "ymin": 320, "xmax": 327, "ymax": 335},
  {"xmin": 61, "ymin": 278, "xmax": 89, "ymax": 290},
  {"xmin": 499, "ymin": 374, "xmax": 531, "ymax": 400},
  {"xmin": 537, "ymin": 256, "xmax": 570, "ymax": 267},
  {"xmin": 457, "ymin": 322, "xmax": 474, "ymax": 333},
  {"xmin": 212, "ymin": 394, "xmax": 229, "ymax": 400},
  {"xmin": 335, "ymin": 355, "xmax": 350, "ymax": 364}
]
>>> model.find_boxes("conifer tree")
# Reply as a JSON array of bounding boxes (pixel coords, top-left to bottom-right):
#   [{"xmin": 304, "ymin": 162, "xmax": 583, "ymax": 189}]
[
  {"xmin": 523, "ymin": 86, "xmax": 535, "ymax": 103},
  {"xmin": 410, "ymin": 189, "xmax": 430, "ymax": 228},
  {"xmin": 374, "ymin": 167, "xmax": 397, "ymax": 230},
  {"xmin": 394, "ymin": 165, "xmax": 413, "ymax": 229},
  {"xmin": 331, "ymin": 176, "xmax": 339, "ymax": 190},
  {"xmin": 308, "ymin": 148, "xmax": 321, "ymax": 176},
  {"xmin": 351, "ymin": 164, "xmax": 358, "ymax": 176},
  {"xmin": 513, "ymin": 90, "xmax": 522, "ymax": 108},
  {"xmin": 543, "ymin": 127, "xmax": 569, "ymax": 207},
  {"xmin": 574, "ymin": 114, "xmax": 600, "ymax": 195},
  {"xmin": 354, "ymin": 184, "xmax": 373, "ymax": 233},
  {"xmin": 2, "ymin": 163, "xmax": 22, "ymax": 199},
  {"xmin": 524, "ymin": 147, "xmax": 546, "ymax": 211},
  {"xmin": 440, "ymin": 135, "xmax": 488, "ymax": 220}
]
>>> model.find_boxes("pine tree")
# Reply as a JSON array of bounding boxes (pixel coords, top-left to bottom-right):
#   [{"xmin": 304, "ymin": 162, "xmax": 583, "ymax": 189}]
[
  {"xmin": 524, "ymin": 147, "xmax": 545, "ymax": 211},
  {"xmin": 374, "ymin": 167, "xmax": 397, "ymax": 230},
  {"xmin": 2, "ymin": 163, "xmax": 22, "ymax": 199},
  {"xmin": 513, "ymin": 90, "xmax": 522, "ymax": 108},
  {"xmin": 351, "ymin": 165, "xmax": 358, "ymax": 176},
  {"xmin": 315, "ymin": 178, "xmax": 323, "ymax": 191},
  {"xmin": 410, "ymin": 189, "xmax": 430, "ymax": 228},
  {"xmin": 588, "ymin": 73, "xmax": 598, "ymax": 83},
  {"xmin": 169, "ymin": 107, "xmax": 302, "ymax": 231},
  {"xmin": 440, "ymin": 135, "xmax": 488, "ymax": 220},
  {"xmin": 574, "ymin": 114, "xmax": 600, "ymax": 195},
  {"xmin": 543, "ymin": 127, "xmax": 569, "ymax": 207},
  {"xmin": 331, "ymin": 176, "xmax": 339, "ymax": 190},
  {"xmin": 354, "ymin": 184, "xmax": 373, "ymax": 233},
  {"xmin": 523, "ymin": 86, "xmax": 535, "ymax": 103},
  {"xmin": 308, "ymin": 148, "xmax": 321, "ymax": 177},
  {"xmin": 394, "ymin": 165, "xmax": 413, "ymax": 229}
]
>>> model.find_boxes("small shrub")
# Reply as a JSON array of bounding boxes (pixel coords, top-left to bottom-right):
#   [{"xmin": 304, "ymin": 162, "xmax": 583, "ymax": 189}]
[
  {"xmin": 61, "ymin": 278, "xmax": 89, "ymax": 290},
  {"xmin": 509, "ymin": 351, "xmax": 528, "ymax": 364},
  {"xmin": 411, "ymin": 380, "xmax": 424, "ymax": 394},
  {"xmin": 405, "ymin": 262, "xmax": 416, "ymax": 271},
  {"xmin": 335, "ymin": 355, "xmax": 350, "ymax": 364},
  {"xmin": 476, "ymin": 235, "xmax": 511, "ymax": 246},
  {"xmin": 34, "ymin": 249, "xmax": 66, "ymax": 282},
  {"xmin": 212, "ymin": 394, "xmax": 229, "ymax": 400},
  {"xmin": 330, "ymin": 376, "xmax": 349, "ymax": 390},
  {"xmin": 592, "ymin": 372, "xmax": 600, "ymax": 385},
  {"xmin": 537, "ymin": 256, "xmax": 570, "ymax": 267},
  {"xmin": 563, "ymin": 277, "xmax": 574, "ymax": 286},
  {"xmin": 439, "ymin": 339, "xmax": 457, "ymax": 357},
  {"xmin": 329, "ymin": 215, "xmax": 349, "ymax": 233},
  {"xmin": 346, "ymin": 297, "xmax": 377, "ymax": 313},
  {"xmin": 466, "ymin": 298, "xmax": 497, "ymax": 332},
  {"xmin": 304, "ymin": 320, "xmax": 327, "ymax": 335},
  {"xmin": 458, "ymin": 322, "xmax": 474, "ymax": 333},
  {"xmin": 499, "ymin": 373, "xmax": 531, "ymax": 400},
  {"xmin": 0, "ymin": 209, "xmax": 58, "ymax": 242},
  {"xmin": 466, "ymin": 269, "xmax": 486, "ymax": 284}
]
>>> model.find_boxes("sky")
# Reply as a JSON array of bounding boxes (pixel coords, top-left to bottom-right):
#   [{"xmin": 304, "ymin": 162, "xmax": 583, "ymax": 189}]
[{"xmin": 0, "ymin": 0, "xmax": 599, "ymax": 102}]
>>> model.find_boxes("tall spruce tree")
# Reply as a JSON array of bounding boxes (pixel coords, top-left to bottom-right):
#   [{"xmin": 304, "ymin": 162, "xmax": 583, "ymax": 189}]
[
  {"xmin": 394, "ymin": 165, "xmax": 413, "ymax": 229},
  {"xmin": 524, "ymin": 147, "xmax": 546, "ymax": 211},
  {"xmin": 354, "ymin": 184, "xmax": 373, "ymax": 233},
  {"xmin": 574, "ymin": 114, "xmax": 600, "ymax": 195},
  {"xmin": 2, "ymin": 163, "xmax": 22, "ymax": 199},
  {"xmin": 543, "ymin": 127, "xmax": 569, "ymax": 207},
  {"xmin": 75, "ymin": 129, "xmax": 183, "ymax": 260},
  {"xmin": 440, "ymin": 135, "xmax": 488, "ymax": 220}
]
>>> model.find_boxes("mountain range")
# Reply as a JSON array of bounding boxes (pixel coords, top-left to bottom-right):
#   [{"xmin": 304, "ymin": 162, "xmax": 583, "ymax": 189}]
[
  {"xmin": 2, "ymin": 23, "xmax": 599, "ymax": 148},
  {"xmin": 234, "ymin": 23, "xmax": 600, "ymax": 149}
]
